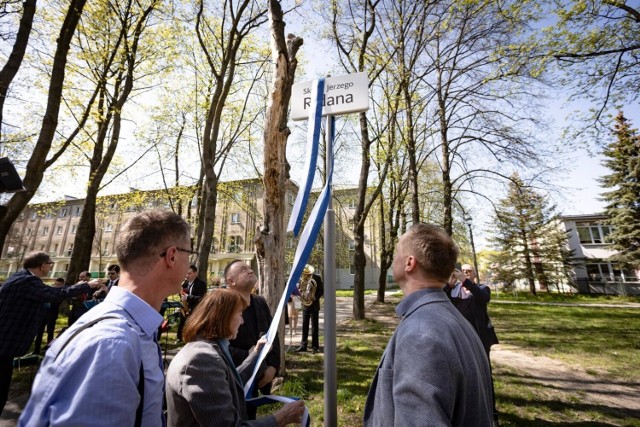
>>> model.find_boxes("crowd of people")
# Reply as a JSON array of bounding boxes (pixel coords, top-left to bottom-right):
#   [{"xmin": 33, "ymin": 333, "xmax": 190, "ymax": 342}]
[{"xmin": 0, "ymin": 209, "xmax": 499, "ymax": 426}]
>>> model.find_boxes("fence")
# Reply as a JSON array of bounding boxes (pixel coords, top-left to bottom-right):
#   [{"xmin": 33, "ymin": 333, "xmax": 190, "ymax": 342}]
[{"xmin": 574, "ymin": 278, "xmax": 640, "ymax": 296}]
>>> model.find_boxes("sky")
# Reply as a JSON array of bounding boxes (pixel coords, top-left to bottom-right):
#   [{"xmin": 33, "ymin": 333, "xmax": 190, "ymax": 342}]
[{"xmin": 8, "ymin": 3, "xmax": 638, "ymax": 251}]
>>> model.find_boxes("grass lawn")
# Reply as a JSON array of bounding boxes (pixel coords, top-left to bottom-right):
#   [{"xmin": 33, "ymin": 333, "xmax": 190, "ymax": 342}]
[
  {"xmin": 272, "ymin": 295, "xmax": 640, "ymax": 426},
  {"xmin": 9, "ymin": 293, "xmax": 639, "ymax": 426}
]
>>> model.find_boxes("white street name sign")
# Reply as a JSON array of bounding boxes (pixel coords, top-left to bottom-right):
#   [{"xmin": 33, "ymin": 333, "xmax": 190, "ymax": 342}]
[{"xmin": 290, "ymin": 72, "xmax": 369, "ymax": 121}]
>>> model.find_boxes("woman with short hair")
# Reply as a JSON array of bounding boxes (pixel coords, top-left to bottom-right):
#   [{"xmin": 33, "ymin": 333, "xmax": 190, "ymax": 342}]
[{"xmin": 165, "ymin": 289, "xmax": 304, "ymax": 427}]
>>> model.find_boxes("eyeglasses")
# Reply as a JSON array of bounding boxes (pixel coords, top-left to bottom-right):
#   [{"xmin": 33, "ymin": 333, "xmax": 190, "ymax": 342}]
[{"xmin": 159, "ymin": 246, "xmax": 198, "ymax": 257}]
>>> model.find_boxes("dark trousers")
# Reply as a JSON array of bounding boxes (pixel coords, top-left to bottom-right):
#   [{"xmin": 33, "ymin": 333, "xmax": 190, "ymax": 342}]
[
  {"xmin": 34, "ymin": 307, "xmax": 60, "ymax": 354},
  {"xmin": 68, "ymin": 303, "xmax": 88, "ymax": 326},
  {"xmin": 0, "ymin": 356, "xmax": 14, "ymax": 414},
  {"xmin": 301, "ymin": 306, "xmax": 320, "ymax": 349},
  {"xmin": 176, "ymin": 313, "xmax": 186, "ymax": 341}
]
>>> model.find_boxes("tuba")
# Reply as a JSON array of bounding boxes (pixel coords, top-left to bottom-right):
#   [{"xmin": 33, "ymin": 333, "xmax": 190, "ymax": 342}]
[{"xmin": 298, "ymin": 265, "xmax": 317, "ymax": 307}]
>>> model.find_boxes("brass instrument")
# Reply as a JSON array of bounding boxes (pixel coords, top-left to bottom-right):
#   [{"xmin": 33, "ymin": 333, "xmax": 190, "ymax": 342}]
[
  {"xmin": 180, "ymin": 291, "xmax": 190, "ymax": 317},
  {"xmin": 298, "ymin": 265, "xmax": 317, "ymax": 307}
]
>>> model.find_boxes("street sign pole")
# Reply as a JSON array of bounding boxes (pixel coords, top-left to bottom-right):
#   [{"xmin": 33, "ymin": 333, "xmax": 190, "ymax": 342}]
[{"xmin": 323, "ymin": 115, "xmax": 337, "ymax": 427}]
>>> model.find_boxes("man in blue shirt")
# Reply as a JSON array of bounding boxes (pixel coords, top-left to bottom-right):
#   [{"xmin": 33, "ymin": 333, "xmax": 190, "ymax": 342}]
[{"xmin": 20, "ymin": 210, "xmax": 193, "ymax": 426}]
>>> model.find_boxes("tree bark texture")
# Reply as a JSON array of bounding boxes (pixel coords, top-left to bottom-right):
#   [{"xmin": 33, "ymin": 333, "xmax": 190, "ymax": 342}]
[
  {"xmin": 0, "ymin": 0, "xmax": 87, "ymax": 253},
  {"xmin": 255, "ymin": 0, "xmax": 302, "ymax": 372},
  {"xmin": 0, "ymin": 0, "xmax": 36, "ymax": 142}
]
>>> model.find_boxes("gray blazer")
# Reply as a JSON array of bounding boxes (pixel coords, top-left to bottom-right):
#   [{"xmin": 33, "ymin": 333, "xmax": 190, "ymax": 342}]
[
  {"xmin": 166, "ymin": 339, "xmax": 277, "ymax": 427},
  {"xmin": 363, "ymin": 289, "xmax": 494, "ymax": 426}
]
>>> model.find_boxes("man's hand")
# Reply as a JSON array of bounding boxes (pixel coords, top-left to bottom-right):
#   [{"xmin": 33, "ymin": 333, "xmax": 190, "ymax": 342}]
[
  {"xmin": 88, "ymin": 279, "xmax": 107, "ymax": 291},
  {"xmin": 454, "ymin": 269, "xmax": 466, "ymax": 284},
  {"xmin": 258, "ymin": 365, "xmax": 276, "ymax": 388}
]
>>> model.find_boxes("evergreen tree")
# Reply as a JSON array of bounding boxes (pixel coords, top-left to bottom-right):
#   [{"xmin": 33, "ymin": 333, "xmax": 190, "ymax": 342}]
[
  {"xmin": 599, "ymin": 112, "xmax": 640, "ymax": 267},
  {"xmin": 491, "ymin": 174, "xmax": 573, "ymax": 295}
]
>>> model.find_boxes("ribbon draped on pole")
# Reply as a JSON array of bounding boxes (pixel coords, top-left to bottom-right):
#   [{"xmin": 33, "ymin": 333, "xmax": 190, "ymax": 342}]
[
  {"xmin": 287, "ymin": 78, "xmax": 325, "ymax": 236},
  {"xmin": 243, "ymin": 80, "xmax": 334, "ymax": 427}
]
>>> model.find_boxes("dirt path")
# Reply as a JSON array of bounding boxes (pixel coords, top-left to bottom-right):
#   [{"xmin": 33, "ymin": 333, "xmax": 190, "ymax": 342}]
[
  {"xmin": 362, "ymin": 296, "xmax": 640, "ymax": 422},
  {"xmin": 492, "ymin": 344, "xmax": 640, "ymax": 414}
]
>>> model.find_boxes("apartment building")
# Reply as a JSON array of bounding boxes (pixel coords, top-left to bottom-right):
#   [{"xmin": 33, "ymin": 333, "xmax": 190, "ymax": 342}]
[
  {"xmin": 561, "ymin": 213, "xmax": 639, "ymax": 295},
  {"xmin": 0, "ymin": 180, "xmax": 382, "ymax": 289}
]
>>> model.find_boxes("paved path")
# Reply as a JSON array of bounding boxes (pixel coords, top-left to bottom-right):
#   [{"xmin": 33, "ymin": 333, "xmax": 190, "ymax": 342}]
[{"xmin": 0, "ymin": 294, "xmax": 378, "ymax": 426}]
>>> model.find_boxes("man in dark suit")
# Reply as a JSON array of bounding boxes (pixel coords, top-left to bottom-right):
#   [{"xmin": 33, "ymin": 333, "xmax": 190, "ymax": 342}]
[
  {"xmin": 0, "ymin": 252, "xmax": 104, "ymax": 413},
  {"xmin": 224, "ymin": 260, "xmax": 281, "ymax": 420},
  {"xmin": 176, "ymin": 264, "xmax": 207, "ymax": 343},
  {"xmin": 296, "ymin": 265, "xmax": 324, "ymax": 353},
  {"xmin": 106, "ymin": 264, "xmax": 120, "ymax": 290}
]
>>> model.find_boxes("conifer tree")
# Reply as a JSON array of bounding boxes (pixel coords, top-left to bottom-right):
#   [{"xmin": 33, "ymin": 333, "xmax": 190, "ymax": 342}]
[
  {"xmin": 599, "ymin": 112, "xmax": 640, "ymax": 267},
  {"xmin": 491, "ymin": 174, "xmax": 573, "ymax": 295}
]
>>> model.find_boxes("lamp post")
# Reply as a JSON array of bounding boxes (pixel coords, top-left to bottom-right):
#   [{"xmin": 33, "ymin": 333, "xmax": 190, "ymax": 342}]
[{"xmin": 463, "ymin": 213, "xmax": 480, "ymax": 283}]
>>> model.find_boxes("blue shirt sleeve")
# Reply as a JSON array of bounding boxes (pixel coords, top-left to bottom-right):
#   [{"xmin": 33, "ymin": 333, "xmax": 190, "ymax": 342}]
[{"xmin": 19, "ymin": 333, "xmax": 142, "ymax": 426}]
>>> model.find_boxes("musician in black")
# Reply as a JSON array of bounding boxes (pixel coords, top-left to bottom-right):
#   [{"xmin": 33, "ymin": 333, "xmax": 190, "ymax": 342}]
[
  {"xmin": 296, "ymin": 265, "xmax": 324, "ymax": 354},
  {"xmin": 176, "ymin": 264, "xmax": 207, "ymax": 343}
]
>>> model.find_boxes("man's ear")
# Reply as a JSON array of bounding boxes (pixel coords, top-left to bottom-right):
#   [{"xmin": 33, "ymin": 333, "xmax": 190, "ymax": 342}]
[{"xmin": 405, "ymin": 255, "xmax": 417, "ymax": 272}]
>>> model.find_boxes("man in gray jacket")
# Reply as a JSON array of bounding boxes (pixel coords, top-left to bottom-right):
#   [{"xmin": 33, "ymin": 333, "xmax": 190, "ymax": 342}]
[{"xmin": 364, "ymin": 223, "xmax": 494, "ymax": 426}]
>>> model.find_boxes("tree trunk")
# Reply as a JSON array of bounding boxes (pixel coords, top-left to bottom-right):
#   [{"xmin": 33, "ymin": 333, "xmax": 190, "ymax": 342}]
[
  {"xmin": 0, "ymin": 0, "xmax": 37, "ymax": 142},
  {"xmin": 437, "ymin": 67, "xmax": 453, "ymax": 236},
  {"xmin": 256, "ymin": 0, "xmax": 302, "ymax": 373},
  {"xmin": 0, "ymin": 0, "xmax": 87, "ymax": 252},
  {"xmin": 67, "ymin": 186, "xmax": 99, "ymax": 282},
  {"xmin": 352, "ymin": 111, "xmax": 371, "ymax": 319},
  {"xmin": 197, "ymin": 175, "xmax": 218, "ymax": 279}
]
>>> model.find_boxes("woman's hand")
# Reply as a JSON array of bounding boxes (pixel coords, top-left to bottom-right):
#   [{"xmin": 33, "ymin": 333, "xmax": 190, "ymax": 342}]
[
  {"xmin": 253, "ymin": 336, "xmax": 267, "ymax": 353},
  {"xmin": 274, "ymin": 400, "xmax": 305, "ymax": 426}
]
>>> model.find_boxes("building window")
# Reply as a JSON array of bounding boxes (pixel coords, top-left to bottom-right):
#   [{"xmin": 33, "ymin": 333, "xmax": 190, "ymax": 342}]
[
  {"xmin": 56, "ymin": 226, "xmax": 63, "ymax": 235},
  {"xmin": 26, "ymin": 228, "xmax": 32, "ymax": 236},
  {"xmin": 287, "ymin": 193, "xmax": 295, "ymax": 207},
  {"xmin": 54, "ymin": 243, "xmax": 59, "ymax": 254},
  {"xmin": 67, "ymin": 244, "xmax": 73, "ymax": 256},
  {"xmin": 45, "ymin": 211, "xmax": 53, "ymax": 219},
  {"xmin": 74, "ymin": 206, "xmax": 81, "ymax": 216},
  {"xmin": 228, "ymin": 236, "xmax": 243, "ymax": 253},
  {"xmin": 348, "ymin": 240, "xmax": 355, "ymax": 251},
  {"xmin": 586, "ymin": 262, "xmax": 636, "ymax": 282},
  {"xmin": 42, "ymin": 227, "xmax": 49, "ymax": 235},
  {"xmin": 231, "ymin": 213, "xmax": 241, "ymax": 224},
  {"xmin": 286, "ymin": 238, "xmax": 293, "ymax": 249},
  {"xmin": 31, "ymin": 212, "xmax": 37, "ymax": 220},
  {"xmin": 350, "ymin": 263, "xmax": 356, "ymax": 275},
  {"xmin": 71, "ymin": 224, "xmax": 77, "ymax": 234},
  {"xmin": 104, "ymin": 223, "xmax": 113, "ymax": 232},
  {"xmin": 348, "ymin": 199, "xmax": 356, "ymax": 209},
  {"xmin": 59, "ymin": 208, "xmax": 67, "ymax": 218},
  {"xmin": 576, "ymin": 222, "xmax": 613, "ymax": 245}
]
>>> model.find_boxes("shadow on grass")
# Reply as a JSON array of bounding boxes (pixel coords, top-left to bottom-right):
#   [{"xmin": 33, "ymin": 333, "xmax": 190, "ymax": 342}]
[{"xmin": 496, "ymin": 370, "xmax": 640, "ymax": 426}]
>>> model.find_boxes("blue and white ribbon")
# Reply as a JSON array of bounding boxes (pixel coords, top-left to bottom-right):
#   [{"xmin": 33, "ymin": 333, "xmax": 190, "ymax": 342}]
[
  {"xmin": 287, "ymin": 78, "xmax": 325, "ymax": 236},
  {"xmin": 244, "ymin": 91, "xmax": 334, "ymax": 405}
]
